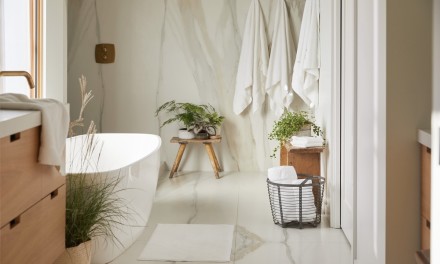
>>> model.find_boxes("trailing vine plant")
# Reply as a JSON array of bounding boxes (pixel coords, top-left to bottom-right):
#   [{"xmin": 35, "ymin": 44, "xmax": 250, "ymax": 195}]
[{"xmin": 268, "ymin": 110, "xmax": 323, "ymax": 158}]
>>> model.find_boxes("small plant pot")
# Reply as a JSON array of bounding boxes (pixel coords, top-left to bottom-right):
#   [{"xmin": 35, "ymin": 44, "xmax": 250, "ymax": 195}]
[
  {"xmin": 178, "ymin": 129, "xmax": 195, "ymax": 139},
  {"xmin": 54, "ymin": 240, "xmax": 92, "ymax": 264},
  {"xmin": 195, "ymin": 130, "xmax": 209, "ymax": 139},
  {"xmin": 296, "ymin": 124, "xmax": 312, "ymax": 137}
]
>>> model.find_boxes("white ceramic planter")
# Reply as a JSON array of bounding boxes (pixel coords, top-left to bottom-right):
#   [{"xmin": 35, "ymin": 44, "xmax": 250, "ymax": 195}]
[{"xmin": 178, "ymin": 129, "xmax": 195, "ymax": 139}]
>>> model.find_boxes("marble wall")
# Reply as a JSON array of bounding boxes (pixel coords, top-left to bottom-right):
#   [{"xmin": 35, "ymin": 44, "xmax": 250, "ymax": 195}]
[{"xmin": 67, "ymin": 0, "xmax": 309, "ymax": 172}]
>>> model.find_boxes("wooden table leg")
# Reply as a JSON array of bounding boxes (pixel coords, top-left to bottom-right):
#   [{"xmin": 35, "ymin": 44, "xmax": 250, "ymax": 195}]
[
  {"xmin": 170, "ymin": 143, "xmax": 187, "ymax": 178},
  {"xmin": 204, "ymin": 143, "xmax": 220, "ymax": 179},
  {"xmin": 207, "ymin": 143, "xmax": 222, "ymax": 172}
]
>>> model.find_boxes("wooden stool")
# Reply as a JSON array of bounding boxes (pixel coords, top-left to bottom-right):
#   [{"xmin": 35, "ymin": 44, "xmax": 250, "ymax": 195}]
[{"xmin": 169, "ymin": 137, "xmax": 223, "ymax": 179}]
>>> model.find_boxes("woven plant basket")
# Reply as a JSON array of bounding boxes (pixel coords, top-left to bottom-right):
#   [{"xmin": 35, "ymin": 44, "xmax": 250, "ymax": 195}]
[{"xmin": 54, "ymin": 240, "xmax": 92, "ymax": 264}]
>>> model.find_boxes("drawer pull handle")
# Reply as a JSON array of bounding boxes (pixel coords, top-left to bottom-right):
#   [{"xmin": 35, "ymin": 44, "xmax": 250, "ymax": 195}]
[
  {"xmin": 427, "ymin": 147, "xmax": 431, "ymax": 154},
  {"xmin": 10, "ymin": 133, "xmax": 21, "ymax": 142},
  {"xmin": 51, "ymin": 189, "xmax": 58, "ymax": 199},
  {"xmin": 10, "ymin": 216, "xmax": 20, "ymax": 229},
  {"xmin": 426, "ymin": 219, "xmax": 431, "ymax": 229}
]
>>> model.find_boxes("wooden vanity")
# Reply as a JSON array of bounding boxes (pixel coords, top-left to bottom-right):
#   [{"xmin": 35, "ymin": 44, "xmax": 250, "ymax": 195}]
[
  {"xmin": 419, "ymin": 129, "xmax": 432, "ymax": 251},
  {"xmin": 0, "ymin": 110, "xmax": 66, "ymax": 263}
]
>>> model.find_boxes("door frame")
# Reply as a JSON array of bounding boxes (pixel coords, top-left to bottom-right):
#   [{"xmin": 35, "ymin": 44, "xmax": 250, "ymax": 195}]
[{"xmin": 321, "ymin": 0, "xmax": 342, "ymax": 230}]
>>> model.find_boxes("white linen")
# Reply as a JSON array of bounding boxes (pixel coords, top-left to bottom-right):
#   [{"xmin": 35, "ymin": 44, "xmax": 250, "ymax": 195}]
[
  {"xmin": 265, "ymin": 0, "xmax": 296, "ymax": 117},
  {"xmin": 0, "ymin": 93, "xmax": 69, "ymax": 166},
  {"xmin": 233, "ymin": 0, "xmax": 269, "ymax": 115},
  {"xmin": 139, "ymin": 224, "xmax": 234, "ymax": 262},
  {"xmin": 290, "ymin": 136, "xmax": 324, "ymax": 148},
  {"xmin": 291, "ymin": 179, "xmax": 316, "ymax": 222},
  {"xmin": 292, "ymin": 0, "xmax": 321, "ymax": 108},
  {"xmin": 268, "ymin": 165, "xmax": 297, "ymax": 183}
]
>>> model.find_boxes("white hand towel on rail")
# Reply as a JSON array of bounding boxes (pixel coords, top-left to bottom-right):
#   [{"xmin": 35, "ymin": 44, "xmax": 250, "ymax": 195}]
[
  {"xmin": 292, "ymin": 0, "xmax": 320, "ymax": 108},
  {"xmin": 265, "ymin": 0, "xmax": 296, "ymax": 118},
  {"xmin": 0, "ymin": 93, "xmax": 69, "ymax": 166},
  {"xmin": 233, "ymin": 0, "xmax": 269, "ymax": 115}
]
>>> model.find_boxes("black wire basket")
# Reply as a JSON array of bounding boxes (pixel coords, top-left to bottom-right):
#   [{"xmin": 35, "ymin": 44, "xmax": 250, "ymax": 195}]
[{"xmin": 267, "ymin": 174, "xmax": 325, "ymax": 228}]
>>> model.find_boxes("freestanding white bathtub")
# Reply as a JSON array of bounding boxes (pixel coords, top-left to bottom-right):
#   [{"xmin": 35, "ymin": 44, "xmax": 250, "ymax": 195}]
[{"xmin": 66, "ymin": 133, "xmax": 161, "ymax": 263}]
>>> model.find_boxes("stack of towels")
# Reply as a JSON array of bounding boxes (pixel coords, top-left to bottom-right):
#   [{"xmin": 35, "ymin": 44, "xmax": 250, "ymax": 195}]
[
  {"xmin": 290, "ymin": 136, "xmax": 323, "ymax": 148},
  {"xmin": 268, "ymin": 166, "xmax": 316, "ymax": 223}
]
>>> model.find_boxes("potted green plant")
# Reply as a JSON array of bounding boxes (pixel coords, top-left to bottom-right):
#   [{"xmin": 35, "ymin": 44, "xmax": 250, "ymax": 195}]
[
  {"xmin": 155, "ymin": 100, "xmax": 225, "ymax": 139},
  {"xmin": 268, "ymin": 110, "xmax": 323, "ymax": 158},
  {"xmin": 56, "ymin": 76, "xmax": 127, "ymax": 264}
]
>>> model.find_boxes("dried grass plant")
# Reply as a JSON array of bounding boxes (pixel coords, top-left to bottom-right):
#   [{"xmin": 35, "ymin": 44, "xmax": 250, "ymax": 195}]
[
  {"xmin": 65, "ymin": 76, "xmax": 127, "ymax": 249},
  {"xmin": 69, "ymin": 75, "xmax": 95, "ymax": 137}
]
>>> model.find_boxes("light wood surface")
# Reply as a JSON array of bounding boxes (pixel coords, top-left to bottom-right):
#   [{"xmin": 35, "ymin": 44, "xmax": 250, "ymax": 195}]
[
  {"xmin": 0, "ymin": 125, "xmax": 66, "ymax": 263},
  {"xmin": 204, "ymin": 144, "xmax": 220, "ymax": 179},
  {"xmin": 280, "ymin": 144, "xmax": 325, "ymax": 176},
  {"xmin": 0, "ymin": 185, "xmax": 66, "ymax": 264},
  {"xmin": 169, "ymin": 137, "xmax": 222, "ymax": 179},
  {"xmin": 421, "ymin": 146, "xmax": 431, "ymax": 220},
  {"xmin": 283, "ymin": 142, "xmax": 326, "ymax": 153},
  {"xmin": 280, "ymin": 144, "xmax": 325, "ymax": 206},
  {"xmin": 421, "ymin": 216, "xmax": 431, "ymax": 250},
  {"xmin": 169, "ymin": 143, "xmax": 187, "ymax": 178},
  {"xmin": 0, "ymin": 127, "xmax": 65, "ymax": 227},
  {"xmin": 421, "ymin": 145, "xmax": 431, "ymax": 250},
  {"xmin": 170, "ymin": 137, "xmax": 221, "ymax": 144}
]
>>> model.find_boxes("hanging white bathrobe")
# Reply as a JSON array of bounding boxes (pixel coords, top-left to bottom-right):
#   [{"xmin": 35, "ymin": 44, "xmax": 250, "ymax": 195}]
[
  {"xmin": 265, "ymin": 0, "xmax": 296, "ymax": 118},
  {"xmin": 233, "ymin": 0, "xmax": 269, "ymax": 115},
  {"xmin": 292, "ymin": 0, "xmax": 320, "ymax": 108}
]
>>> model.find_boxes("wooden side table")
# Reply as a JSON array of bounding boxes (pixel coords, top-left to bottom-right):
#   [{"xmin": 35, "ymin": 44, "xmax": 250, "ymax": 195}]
[
  {"xmin": 169, "ymin": 137, "xmax": 223, "ymax": 179},
  {"xmin": 280, "ymin": 143, "xmax": 326, "ymax": 206},
  {"xmin": 280, "ymin": 143, "xmax": 326, "ymax": 176}
]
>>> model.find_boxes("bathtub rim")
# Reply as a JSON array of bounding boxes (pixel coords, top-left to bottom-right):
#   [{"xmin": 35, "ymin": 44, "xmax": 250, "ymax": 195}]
[{"xmin": 66, "ymin": 133, "xmax": 162, "ymax": 175}]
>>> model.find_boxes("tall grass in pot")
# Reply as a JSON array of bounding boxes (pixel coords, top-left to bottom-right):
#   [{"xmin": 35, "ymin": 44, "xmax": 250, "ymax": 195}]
[{"xmin": 55, "ymin": 76, "xmax": 127, "ymax": 264}]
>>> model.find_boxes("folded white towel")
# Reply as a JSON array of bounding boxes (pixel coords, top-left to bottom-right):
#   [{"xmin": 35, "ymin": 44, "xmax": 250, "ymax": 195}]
[
  {"xmin": 290, "ymin": 136, "xmax": 323, "ymax": 148},
  {"xmin": 292, "ymin": 0, "xmax": 321, "ymax": 108},
  {"xmin": 233, "ymin": 0, "xmax": 269, "ymax": 115},
  {"xmin": 265, "ymin": 0, "xmax": 296, "ymax": 117},
  {"xmin": 0, "ymin": 93, "xmax": 69, "ymax": 166},
  {"xmin": 291, "ymin": 179, "xmax": 316, "ymax": 222},
  {"xmin": 268, "ymin": 165, "xmax": 297, "ymax": 183}
]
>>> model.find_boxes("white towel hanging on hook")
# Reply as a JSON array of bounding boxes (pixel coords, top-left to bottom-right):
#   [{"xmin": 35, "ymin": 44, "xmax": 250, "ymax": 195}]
[
  {"xmin": 233, "ymin": 0, "xmax": 269, "ymax": 115},
  {"xmin": 292, "ymin": 0, "xmax": 321, "ymax": 108},
  {"xmin": 265, "ymin": 0, "xmax": 296, "ymax": 118}
]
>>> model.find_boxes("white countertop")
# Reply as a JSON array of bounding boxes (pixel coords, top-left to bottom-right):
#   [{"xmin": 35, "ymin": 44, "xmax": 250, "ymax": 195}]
[
  {"xmin": 0, "ymin": 110, "xmax": 41, "ymax": 138},
  {"xmin": 418, "ymin": 129, "xmax": 431, "ymax": 148}
]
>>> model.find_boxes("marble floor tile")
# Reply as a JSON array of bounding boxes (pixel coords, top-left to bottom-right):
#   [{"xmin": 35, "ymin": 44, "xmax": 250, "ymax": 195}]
[{"xmin": 110, "ymin": 171, "xmax": 352, "ymax": 264}]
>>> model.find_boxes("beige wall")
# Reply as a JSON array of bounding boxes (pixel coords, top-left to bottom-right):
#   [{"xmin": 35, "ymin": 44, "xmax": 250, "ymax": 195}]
[
  {"xmin": 386, "ymin": 0, "xmax": 432, "ymax": 263},
  {"xmin": 44, "ymin": 0, "xmax": 67, "ymax": 102}
]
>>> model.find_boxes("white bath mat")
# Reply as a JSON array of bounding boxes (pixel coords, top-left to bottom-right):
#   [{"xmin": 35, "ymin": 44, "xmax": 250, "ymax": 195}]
[{"xmin": 138, "ymin": 224, "xmax": 234, "ymax": 262}]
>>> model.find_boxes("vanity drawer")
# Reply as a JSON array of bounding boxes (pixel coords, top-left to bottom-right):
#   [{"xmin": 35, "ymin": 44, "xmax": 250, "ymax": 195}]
[
  {"xmin": 0, "ymin": 185, "xmax": 66, "ymax": 264},
  {"xmin": 421, "ymin": 145, "xmax": 431, "ymax": 220},
  {"xmin": 421, "ymin": 216, "xmax": 430, "ymax": 250},
  {"xmin": 0, "ymin": 126, "xmax": 65, "ymax": 227}
]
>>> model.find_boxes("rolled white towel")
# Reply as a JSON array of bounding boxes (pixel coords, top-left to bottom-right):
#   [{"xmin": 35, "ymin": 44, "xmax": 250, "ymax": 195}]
[{"xmin": 268, "ymin": 166, "xmax": 297, "ymax": 184}]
